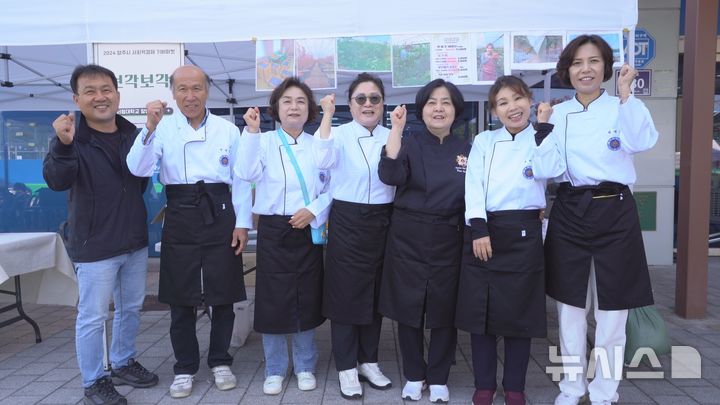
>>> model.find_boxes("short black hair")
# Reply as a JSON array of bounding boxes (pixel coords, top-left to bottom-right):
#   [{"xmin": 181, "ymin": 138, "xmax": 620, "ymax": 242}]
[
  {"xmin": 556, "ymin": 34, "xmax": 614, "ymax": 87},
  {"xmin": 70, "ymin": 64, "xmax": 118, "ymax": 95},
  {"xmin": 347, "ymin": 72, "xmax": 385, "ymax": 102},
  {"xmin": 266, "ymin": 77, "xmax": 319, "ymax": 124},
  {"xmin": 487, "ymin": 75, "xmax": 533, "ymax": 111},
  {"xmin": 414, "ymin": 79, "xmax": 465, "ymax": 122}
]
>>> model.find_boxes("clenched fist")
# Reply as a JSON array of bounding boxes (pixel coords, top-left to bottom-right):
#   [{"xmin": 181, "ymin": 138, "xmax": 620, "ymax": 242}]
[
  {"xmin": 536, "ymin": 102, "xmax": 553, "ymax": 123},
  {"xmin": 617, "ymin": 64, "xmax": 637, "ymax": 102},
  {"xmin": 243, "ymin": 107, "xmax": 261, "ymax": 133},
  {"xmin": 319, "ymin": 94, "xmax": 335, "ymax": 117},
  {"xmin": 391, "ymin": 104, "xmax": 407, "ymax": 129},
  {"xmin": 52, "ymin": 112, "xmax": 76, "ymax": 145},
  {"xmin": 145, "ymin": 100, "xmax": 167, "ymax": 133}
]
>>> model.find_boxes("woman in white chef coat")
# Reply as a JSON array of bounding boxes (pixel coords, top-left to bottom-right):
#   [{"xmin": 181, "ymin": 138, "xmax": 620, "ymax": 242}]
[
  {"xmin": 236, "ymin": 77, "xmax": 330, "ymax": 396},
  {"xmin": 455, "ymin": 75, "xmax": 564, "ymax": 405},
  {"xmin": 544, "ymin": 34, "xmax": 658, "ymax": 405},
  {"xmin": 313, "ymin": 73, "xmax": 394, "ymax": 399}
]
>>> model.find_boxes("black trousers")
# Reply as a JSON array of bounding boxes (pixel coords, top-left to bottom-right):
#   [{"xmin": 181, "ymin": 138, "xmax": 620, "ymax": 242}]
[
  {"xmin": 471, "ymin": 333, "xmax": 531, "ymax": 392},
  {"xmin": 397, "ymin": 322, "xmax": 457, "ymax": 385},
  {"xmin": 170, "ymin": 304, "xmax": 235, "ymax": 375},
  {"xmin": 330, "ymin": 316, "xmax": 383, "ymax": 371}
]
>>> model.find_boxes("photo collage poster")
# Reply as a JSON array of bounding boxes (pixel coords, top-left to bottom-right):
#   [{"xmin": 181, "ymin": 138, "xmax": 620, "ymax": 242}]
[{"xmin": 254, "ymin": 31, "xmax": 623, "ymax": 90}]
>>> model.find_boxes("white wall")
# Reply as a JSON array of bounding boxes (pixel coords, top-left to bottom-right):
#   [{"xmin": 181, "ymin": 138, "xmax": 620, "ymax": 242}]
[{"xmin": 620, "ymin": 0, "xmax": 680, "ymax": 265}]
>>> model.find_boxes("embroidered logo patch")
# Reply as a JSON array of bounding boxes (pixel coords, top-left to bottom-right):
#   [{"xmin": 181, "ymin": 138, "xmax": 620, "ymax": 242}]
[
  {"xmin": 522, "ymin": 165, "xmax": 534, "ymax": 179},
  {"xmin": 318, "ymin": 170, "xmax": 331, "ymax": 193},
  {"xmin": 607, "ymin": 137, "xmax": 621, "ymax": 151},
  {"xmin": 454, "ymin": 154, "xmax": 468, "ymax": 173},
  {"xmin": 219, "ymin": 155, "xmax": 230, "ymax": 166}
]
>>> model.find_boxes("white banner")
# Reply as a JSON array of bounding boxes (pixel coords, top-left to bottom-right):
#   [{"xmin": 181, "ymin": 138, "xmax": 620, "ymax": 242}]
[
  {"xmin": 431, "ymin": 34, "xmax": 475, "ymax": 85},
  {"xmin": 94, "ymin": 43, "xmax": 184, "ymax": 126}
]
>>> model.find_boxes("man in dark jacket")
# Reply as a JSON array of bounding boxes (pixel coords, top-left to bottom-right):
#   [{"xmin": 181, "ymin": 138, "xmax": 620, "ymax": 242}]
[{"xmin": 43, "ymin": 64, "xmax": 158, "ymax": 405}]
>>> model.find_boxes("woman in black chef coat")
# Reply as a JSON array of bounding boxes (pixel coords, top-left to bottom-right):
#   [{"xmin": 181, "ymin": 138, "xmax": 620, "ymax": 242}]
[{"xmin": 378, "ymin": 79, "xmax": 471, "ymax": 404}]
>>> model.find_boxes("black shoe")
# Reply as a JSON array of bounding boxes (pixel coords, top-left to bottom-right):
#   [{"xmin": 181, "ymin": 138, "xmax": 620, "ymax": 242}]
[
  {"xmin": 84, "ymin": 376, "xmax": 127, "ymax": 405},
  {"xmin": 111, "ymin": 358, "xmax": 159, "ymax": 388}
]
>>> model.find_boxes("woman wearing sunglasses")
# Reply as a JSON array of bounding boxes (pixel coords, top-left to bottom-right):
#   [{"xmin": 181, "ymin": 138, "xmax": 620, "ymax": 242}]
[{"xmin": 314, "ymin": 73, "xmax": 394, "ymax": 399}]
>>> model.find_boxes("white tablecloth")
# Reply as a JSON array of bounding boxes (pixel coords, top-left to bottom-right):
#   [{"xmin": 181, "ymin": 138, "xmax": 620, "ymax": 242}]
[{"xmin": 0, "ymin": 232, "xmax": 77, "ymax": 306}]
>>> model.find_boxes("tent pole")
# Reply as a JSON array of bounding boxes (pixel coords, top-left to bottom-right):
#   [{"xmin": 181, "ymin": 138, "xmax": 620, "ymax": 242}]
[
  {"xmin": 543, "ymin": 69, "xmax": 553, "ymax": 102},
  {"xmin": 10, "ymin": 59, "xmax": 71, "ymax": 92},
  {"xmin": 627, "ymin": 28, "xmax": 635, "ymax": 68},
  {"xmin": 2, "ymin": 46, "xmax": 8, "ymax": 83}
]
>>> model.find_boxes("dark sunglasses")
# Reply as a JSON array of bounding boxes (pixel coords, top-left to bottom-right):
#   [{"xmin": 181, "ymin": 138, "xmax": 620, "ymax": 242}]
[{"xmin": 352, "ymin": 94, "xmax": 383, "ymax": 105}]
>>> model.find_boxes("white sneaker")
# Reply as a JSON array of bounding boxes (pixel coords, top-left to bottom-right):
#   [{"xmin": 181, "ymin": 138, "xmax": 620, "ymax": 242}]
[
  {"xmin": 169, "ymin": 374, "xmax": 193, "ymax": 398},
  {"xmin": 429, "ymin": 384, "xmax": 449, "ymax": 403},
  {"xmin": 591, "ymin": 401, "xmax": 612, "ymax": 405},
  {"xmin": 358, "ymin": 362, "xmax": 392, "ymax": 389},
  {"xmin": 296, "ymin": 371, "xmax": 317, "ymax": 391},
  {"xmin": 554, "ymin": 392, "xmax": 582, "ymax": 405},
  {"xmin": 211, "ymin": 365, "xmax": 236, "ymax": 391},
  {"xmin": 338, "ymin": 368, "xmax": 363, "ymax": 399},
  {"xmin": 263, "ymin": 375, "xmax": 284, "ymax": 395},
  {"xmin": 401, "ymin": 380, "xmax": 426, "ymax": 401}
]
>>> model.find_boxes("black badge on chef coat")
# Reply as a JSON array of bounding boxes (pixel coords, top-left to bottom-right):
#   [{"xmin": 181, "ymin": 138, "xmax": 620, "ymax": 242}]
[
  {"xmin": 219, "ymin": 154, "xmax": 230, "ymax": 166},
  {"xmin": 522, "ymin": 165, "xmax": 534, "ymax": 179}
]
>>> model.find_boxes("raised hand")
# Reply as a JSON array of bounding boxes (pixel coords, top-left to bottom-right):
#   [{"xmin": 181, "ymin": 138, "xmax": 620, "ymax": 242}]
[
  {"xmin": 617, "ymin": 64, "xmax": 637, "ymax": 102},
  {"xmin": 243, "ymin": 107, "xmax": 261, "ymax": 133},
  {"xmin": 52, "ymin": 112, "xmax": 75, "ymax": 145},
  {"xmin": 145, "ymin": 100, "xmax": 167, "ymax": 133},
  {"xmin": 319, "ymin": 94, "xmax": 336, "ymax": 117},
  {"xmin": 536, "ymin": 102, "xmax": 553, "ymax": 123},
  {"xmin": 391, "ymin": 104, "xmax": 407, "ymax": 129}
]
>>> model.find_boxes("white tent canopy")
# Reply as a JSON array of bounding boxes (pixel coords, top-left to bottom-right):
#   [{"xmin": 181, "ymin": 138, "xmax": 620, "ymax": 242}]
[{"xmin": 0, "ymin": 0, "xmax": 637, "ymax": 110}]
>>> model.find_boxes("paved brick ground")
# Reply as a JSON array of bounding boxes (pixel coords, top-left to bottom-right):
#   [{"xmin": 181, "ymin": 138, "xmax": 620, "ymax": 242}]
[{"xmin": 0, "ymin": 258, "xmax": 718, "ymax": 404}]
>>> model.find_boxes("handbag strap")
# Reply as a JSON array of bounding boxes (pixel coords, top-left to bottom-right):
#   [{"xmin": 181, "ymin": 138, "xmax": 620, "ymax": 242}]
[{"xmin": 276, "ymin": 128, "xmax": 311, "ymax": 206}]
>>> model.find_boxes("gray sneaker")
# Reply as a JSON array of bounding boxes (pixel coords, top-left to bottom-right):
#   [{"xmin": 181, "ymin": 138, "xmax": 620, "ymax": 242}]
[{"xmin": 84, "ymin": 376, "xmax": 127, "ymax": 405}]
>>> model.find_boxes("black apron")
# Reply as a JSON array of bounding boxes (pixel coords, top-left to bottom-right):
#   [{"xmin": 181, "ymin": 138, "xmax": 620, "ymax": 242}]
[
  {"xmin": 455, "ymin": 210, "xmax": 546, "ymax": 338},
  {"xmin": 379, "ymin": 207, "xmax": 463, "ymax": 329},
  {"xmin": 545, "ymin": 182, "xmax": 654, "ymax": 310},
  {"xmin": 254, "ymin": 215, "xmax": 325, "ymax": 334},
  {"xmin": 322, "ymin": 199, "xmax": 392, "ymax": 325},
  {"xmin": 159, "ymin": 181, "xmax": 246, "ymax": 306}
]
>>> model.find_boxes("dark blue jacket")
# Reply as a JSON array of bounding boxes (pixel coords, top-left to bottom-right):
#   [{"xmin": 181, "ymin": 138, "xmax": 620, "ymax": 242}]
[{"xmin": 42, "ymin": 114, "xmax": 148, "ymax": 262}]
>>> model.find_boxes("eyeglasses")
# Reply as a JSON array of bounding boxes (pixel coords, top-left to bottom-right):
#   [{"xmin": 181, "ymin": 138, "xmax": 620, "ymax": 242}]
[{"xmin": 352, "ymin": 94, "xmax": 383, "ymax": 105}]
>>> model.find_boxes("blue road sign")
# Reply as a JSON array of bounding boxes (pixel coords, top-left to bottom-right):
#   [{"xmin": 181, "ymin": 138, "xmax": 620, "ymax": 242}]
[{"xmin": 624, "ymin": 28, "xmax": 656, "ymax": 68}]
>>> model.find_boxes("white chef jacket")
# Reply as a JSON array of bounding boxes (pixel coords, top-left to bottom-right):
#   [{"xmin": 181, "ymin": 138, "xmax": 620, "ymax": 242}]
[
  {"xmin": 126, "ymin": 110, "xmax": 253, "ymax": 229},
  {"xmin": 235, "ymin": 128, "xmax": 331, "ymax": 228},
  {"xmin": 549, "ymin": 91, "xmax": 659, "ymax": 187},
  {"xmin": 465, "ymin": 124, "xmax": 565, "ymax": 224},
  {"xmin": 313, "ymin": 120, "xmax": 395, "ymax": 204}
]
